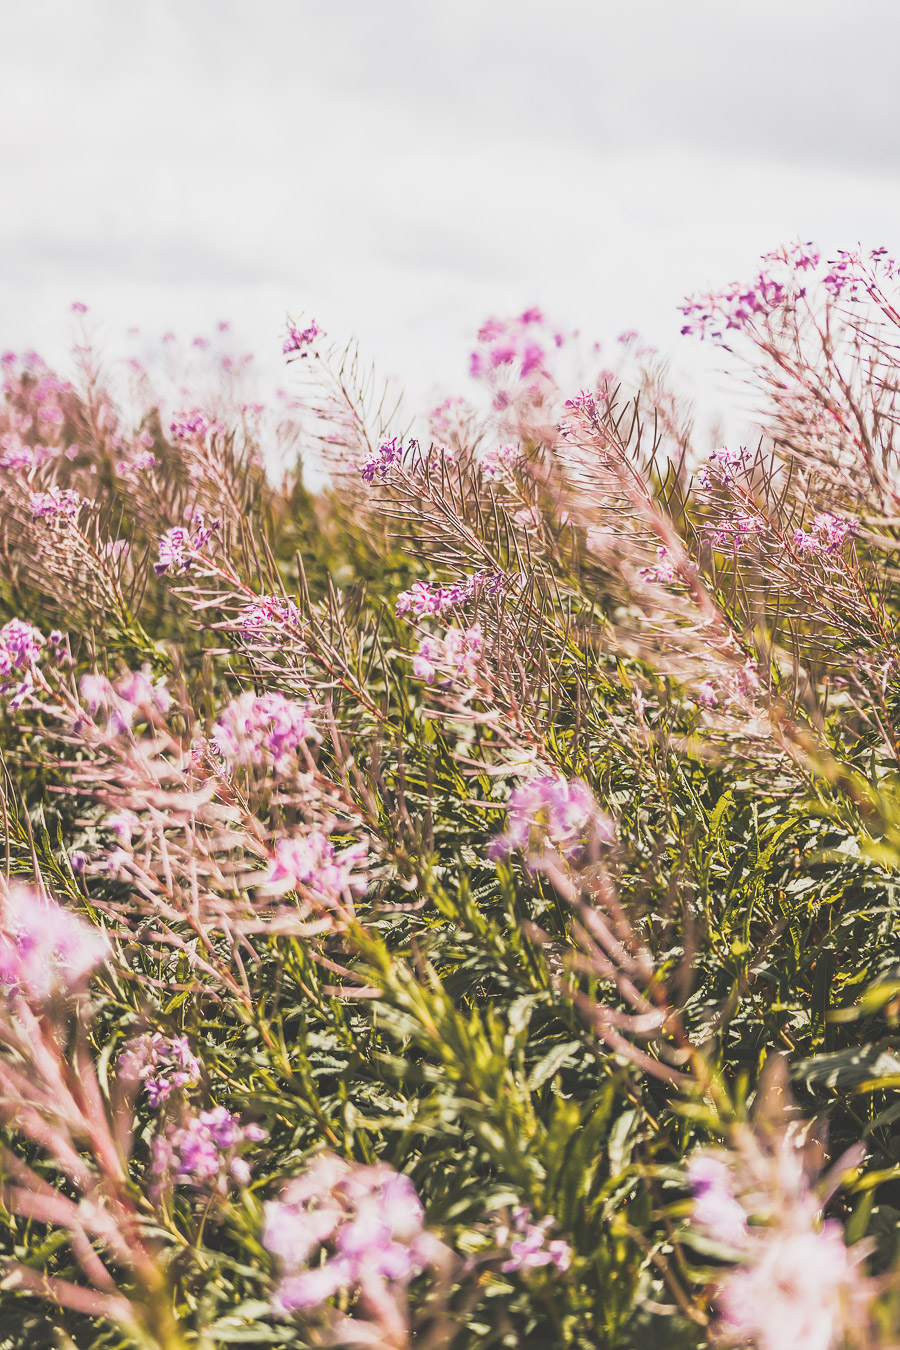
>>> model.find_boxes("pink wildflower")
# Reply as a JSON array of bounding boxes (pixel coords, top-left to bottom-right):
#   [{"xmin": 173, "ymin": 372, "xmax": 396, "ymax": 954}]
[
  {"xmin": 499, "ymin": 1208, "xmax": 571, "ymax": 1275},
  {"xmin": 122, "ymin": 1032, "xmax": 202, "ymax": 1108},
  {"xmin": 152, "ymin": 1106, "xmax": 265, "ymax": 1192},
  {"xmin": 30, "ymin": 487, "xmax": 83, "ymax": 521},
  {"xmin": 263, "ymin": 1154, "xmax": 443, "ymax": 1320},
  {"xmin": 491, "ymin": 776, "xmax": 615, "ymax": 865},
  {"xmin": 154, "ymin": 511, "xmax": 218, "ymax": 576},
  {"xmin": 212, "ymin": 691, "xmax": 320, "ymax": 776},
  {"xmin": 0, "ymin": 884, "xmax": 108, "ymax": 1002},
  {"xmin": 283, "ymin": 321, "xmax": 321, "ymax": 355},
  {"xmin": 360, "ymin": 436, "xmax": 403, "ymax": 484},
  {"xmin": 258, "ymin": 832, "xmax": 369, "ymax": 908}
]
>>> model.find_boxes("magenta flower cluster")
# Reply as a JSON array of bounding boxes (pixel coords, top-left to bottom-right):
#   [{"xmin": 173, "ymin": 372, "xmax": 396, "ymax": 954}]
[
  {"xmin": 259, "ymin": 831, "xmax": 369, "ymax": 909},
  {"xmin": 476, "ymin": 443, "xmax": 523, "ymax": 479},
  {"xmin": 413, "ymin": 624, "xmax": 482, "ymax": 685},
  {"xmin": 283, "ymin": 321, "xmax": 320, "ymax": 355},
  {"xmin": 212, "ymin": 690, "xmax": 320, "ymax": 776},
  {"xmin": 687, "ymin": 1140, "xmax": 873, "ymax": 1350},
  {"xmin": 696, "ymin": 446, "xmax": 750, "ymax": 491},
  {"xmin": 154, "ymin": 511, "xmax": 219, "ymax": 576},
  {"xmin": 79, "ymin": 664, "xmax": 172, "ymax": 735},
  {"xmin": 169, "ymin": 409, "xmax": 213, "ymax": 441},
  {"xmin": 395, "ymin": 569, "xmax": 511, "ymax": 620},
  {"xmin": 491, "ymin": 776, "xmax": 615, "ymax": 864},
  {"xmin": 263, "ymin": 1153, "xmax": 442, "ymax": 1317},
  {"xmin": 499, "ymin": 1208, "xmax": 571, "ymax": 1275},
  {"xmin": 0, "ymin": 884, "xmax": 108, "ymax": 1003},
  {"xmin": 124, "ymin": 1032, "xmax": 202, "ymax": 1108},
  {"xmin": 239, "ymin": 593, "xmax": 303, "ymax": 642},
  {"xmin": 359, "ymin": 436, "xmax": 403, "ymax": 484},
  {"xmin": 793, "ymin": 511, "xmax": 858, "ymax": 556},
  {"xmin": 469, "ymin": 309, "xmax": 558, "ymax": 383},
  {"xmin": 30, "ymin": 486, "xmax": 83, "ymax": 521},
  {"xmin": 0, "ymin": 619, "xmax": 66, "ymax": 707},
  {"xmin": 152, "ymin": 1105, "xmax": 265, "ymax": 1191}
]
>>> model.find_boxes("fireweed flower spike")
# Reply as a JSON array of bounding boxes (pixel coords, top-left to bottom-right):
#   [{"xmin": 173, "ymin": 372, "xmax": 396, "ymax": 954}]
[
  {"xmin": 263, "ymin": 1153, "xmax": 448, "ymax": 1340},
  {"xmin": 359, "ymin": 435, "xmax": 403, "ymax": 483},
  {"xmin": 211, "ymin": 690, "xmax": 320, "ymax": 776},
  {"xmin": 257, "ymin": 831, "xmax": 370, "ymax": 911},
  {"xmin": 283, "ymin": 320, "xmax": 321, "ymax": 355},
  {"xmin": 0, "ymin": 884, "xmax": 108, "ymax": 1002},
  {"xmin": 154, "ymin": 511, "xmax": 219, "ymax": 575},
  {"xmin": 497, "ymin": 1208, "xmax": 572, "ymax": 1275},
  {"xmin": 687, "ymin": 1083, "xmax": 877, "ymax": 1350},
  {"xmin": 121, "ymin": 1032, "xmax": 202, "ymax": 1108},
  {"xmin": 490, "ymin": 776, "xmax": 616, "ymax": 866},
  {"xmin": 151, "ymin": 1106, "xmax": 266, "ymax": 1193}
]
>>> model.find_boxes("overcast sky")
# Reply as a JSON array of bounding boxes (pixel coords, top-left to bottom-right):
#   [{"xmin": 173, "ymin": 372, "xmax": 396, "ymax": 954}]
[{"xmin": 3, "ymin": 0, "xmax": 900, "ymax": 425}]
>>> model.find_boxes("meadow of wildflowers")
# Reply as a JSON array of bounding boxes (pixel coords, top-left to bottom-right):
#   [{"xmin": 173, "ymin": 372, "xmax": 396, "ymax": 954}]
[{"xmin": 2, "ymin": 245, "xmax": 900, "ymax": 1348}]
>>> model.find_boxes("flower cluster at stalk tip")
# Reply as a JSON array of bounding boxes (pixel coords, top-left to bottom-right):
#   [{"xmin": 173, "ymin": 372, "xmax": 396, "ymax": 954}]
[
  {"xmin": 687, "ymin": 1127, "xmax": 875, "ymax": 1350},
  {"xmin": 152, "ymin": 1106, "xmax": 266, "ymax": 1192},
  {"xmin": 283, "ymin": 320, "xmax": 321, "ymax": 355},
  {"xmin": 697, "ymin": 445, "xmax": 750, "ymax": 491},
  {"xmin": 491, "ymin": 776, "xmax": 615, "ymax": 865},
  {"xmin": 79, "ymin": 664, "xmax": 172, "ymax": 736},
  {"xmin": 360, "ymin": 435, "xmax": 403, "ymax": 483},
  {"xmin": 155, "ymin": 511, "xmax": 219, "ymax": 576},
  {"xmin": 709, "ymin": 510, "xmax": 763, "ymax": 551},
  {"xmin": 499, "ymin": 1209, "xmax": 571, "ymax": 1276},
  {"xmin": 413, "ymin": 624, "xmax": 483, "ymax": 686},
  {"xmin": 639, "ymin": 546, "xmax": 678, "ymax": 584},
  {"xmin": 239, "ymin": 593, "xmax": 303, "ymax": 642},
  {"xmin": 170, "ymin": 409, "xmax": 216, "ymax": 442},
  {"xmin": 0, "ymin": 885, "xmax": 108, "ymax": 1002},
  {"xmin": 258, "ymin": 831, "xmax": 369, "ymax": 910},
  {"xmin": 30, "ymin": 486, "xmax": 83, "ymax": 521},
  {"xmin": 212, "ymin": 690, "xmax": 320, "ymax": 776},
  {"xmin": 123, "ymin": 1032, "xmax": 202, "ymax": 1108},
  {"xmin": 793, "ymin": 512, "xmax": 858, "ymax": 556},
  {"xmin": 0, "ymin": 620, "xmax": 67, "ymax": 707},
  {"xmin": 395, "ymin": 569, "xmax": 512, "ymax": 620},
  {"xmin": 476, "ymin": 443, "xmax": 523, "ymax": 478},
  {"xmin": 263, "ymin": 1153, "xmax": 445, "ymax": 1319}
]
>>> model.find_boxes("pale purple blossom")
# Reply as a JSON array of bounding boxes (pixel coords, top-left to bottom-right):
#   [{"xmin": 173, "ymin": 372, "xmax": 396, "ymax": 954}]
[
  {"xmin": 170, "ymin": 409, "xmax": 212, "ymax": 441},
  {"xmin": 154, "ymin": 511, "xmax": 218, "ymax": 576},
  {"xmin": 152, "ymin": 1105, "xmax": 265, "ymax": 1192},
  {"xmin": 0, "ymin": 884, "xmax": 108, "ymax": 1002},
  {"xmin": 263, "ymin": 1154, "xmax": 443, "ymax": 1320},
  {"xmin": 697, "ymin": 446, "xmax": 749, "ymax": 490},
  {"xmin": 491, "ymin": 776, "xmax": 615, "ymax": 865},
  {"xmin": 687, "ymin": 1125, "xmax": 876, "ymax": 1350},
  {"xmin": 212, "ymin": 691, "xmax": 320, "ymax": 776},
  {"xmin": 240, "ymin": 594, "xmax": 303, "ymax": 642},
  {"xmin": 123, "ymin": 1032, "xmax": 202, "ymax": 1108},
  {"xmin": 395, "ymin": 569, "xmax": 512, "ymax": 620},
  {"xmin": 412, "ymin": 624, "xmax": 482, "ymax": 685},
  {"xmin": 697, "ymin": 680, "xmax": 719, "ymax": 710},
  {"xmin": 477, "ymin": 443, "xmax": 523, "ymax": 479},
  {"xmin": 360, "ymin": 436, "xmax": 403, "ymax": 483},
  {"xmin": 78, "ymin": 665, "xmax": 172, "ymax": 735},
  {"xmin": 639, "ymin": 546, "xmax": 677, "ymax": 584},
  {"xmin": 499, "ymin": 1208, "xmax": 571, "ymax": 1275},
  {"xmin": 258, "ymin": 832, "xmax": 369, "ymax": 908},
  {"xmin": 283, "ymin": 321, "xmax": 321, "ymax": 355},
  {"xmin": 0, "ymin": 619, "xmax": 64, "ymax": 704},
  {"xmin": 686, "ymin": 1155, "xmax": 747, "ymax": 1249},
  {"xmin": 30, "ymin": 487, "xmax": 83, "ymax": 521},
  {"xmin": 794, "ymin": 512, "xmax": 858, "ymax": 557}
]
